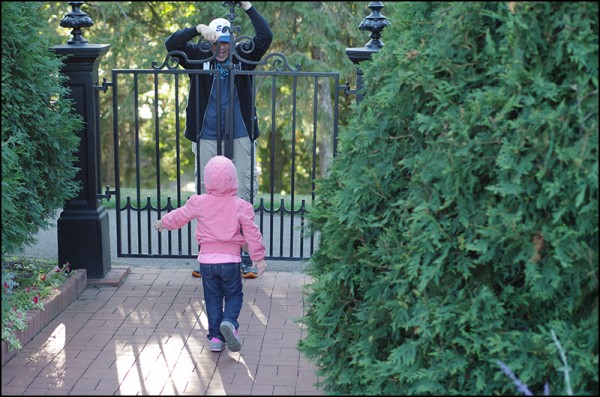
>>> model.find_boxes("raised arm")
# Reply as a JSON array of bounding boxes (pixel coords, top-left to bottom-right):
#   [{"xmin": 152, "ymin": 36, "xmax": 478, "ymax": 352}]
[{"xmin": 240, "ymin": 2, "xmax": 273, "ymax": 62}]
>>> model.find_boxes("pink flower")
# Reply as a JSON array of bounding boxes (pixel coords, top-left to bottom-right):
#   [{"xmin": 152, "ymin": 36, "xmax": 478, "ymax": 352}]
[
  {"xmin": 3, "ymin": 282, "xmax": 8, "ymax": 289},
  {"xmin": 41, "ymin": 275, "xmax": 46, "ymax": 281},
  {"xmin": 33, "ymin": 296, "xmax": 39, "ymax": 304}
]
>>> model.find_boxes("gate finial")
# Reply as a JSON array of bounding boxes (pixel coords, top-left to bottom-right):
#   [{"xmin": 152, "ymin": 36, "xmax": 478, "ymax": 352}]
[
  {"xmin": 345, "ymin": 2, "xmax": 391, "ymax": 103},
  {"xmin": 223, "ymin": 1, "xmax": 242, "ymax": 36},
  {"xmin": 60, "ymin": 1, "xmax": 94, "ymax": 45}
]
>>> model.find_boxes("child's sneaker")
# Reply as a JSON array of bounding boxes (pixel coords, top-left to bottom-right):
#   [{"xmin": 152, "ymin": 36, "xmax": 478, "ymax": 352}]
[
  {"xmin": 210, "ymin": 337, "xmax": 225, "ymax": 352},
  {"xmin": 219, "ymin": 321, "xmax": 241, "ymax": 352}
]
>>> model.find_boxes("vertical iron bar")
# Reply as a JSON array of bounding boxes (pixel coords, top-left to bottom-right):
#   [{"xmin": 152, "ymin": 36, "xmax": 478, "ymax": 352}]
[
  {"xmin": 175, "ymin": 73, "xmax": 183, "ymax": 254},
  {"xmin": 279, "ymin": 198, "xmax": 285, "ymax": 257},
  {"xmin": 112, "ymin": 69, "xmax": 122, "ymax": 257},
  {"xmin": 300, "ymin": 199, "xmax": 306, "ymax": 257},
  {"xmin": 146, "ymin": 197, "xmax": 152, "ymax": 254},
  {"xmin": 225, "ymin": 65, "xmax": 234, "ymax": 160},
  {"xmin": 216, "ymin": 70, "xmax": 223, "ymax": 156},
  {"xmin": 134, "ymin": 73, "xmax": 142, "ymax": 254},
  {"xmin": 126, "ymin": 199, "xmax": 132, "ymax": 254},
  {"xmin": 259, "ymin": 198, "xmax": 264, "ymax": 236},
  {"xmin": 249, "ymin": 70, "xmax": 257, "ymax": 205},
  {"xmin": 269, "ymin": 75, "xmax": 276, "ymax": 257},
  {"xmin": 167, "ymin": 197, "xmax": 172, "ymax": 255},
  {"xmin": 195, "ymin": 77, "xmax": 201, "ymax": 194},
  {"xmin": 154, "ymin": 72, "xmax": 162, "ymax": 254},
  {"xmin": 289, "ymin": 75, "xmax": 298, "ymax": 257},
  {"xmin": 188, "ymin": 221, "xmax": 193, "ymax": 256}
]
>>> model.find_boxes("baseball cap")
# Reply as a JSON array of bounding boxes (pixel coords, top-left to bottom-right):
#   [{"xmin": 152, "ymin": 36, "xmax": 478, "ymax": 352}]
[{"xmin": 209, "ymin": 18, "xmax": 231, "ymax": 42}]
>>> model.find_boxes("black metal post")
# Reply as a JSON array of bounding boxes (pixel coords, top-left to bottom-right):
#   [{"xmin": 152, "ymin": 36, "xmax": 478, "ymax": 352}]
[
  {"xmin": 345, "ymin": 1, "xmax": 390, "ymax": 103},
  {"xmin": 52, "ymin": 1, "xmax": 111, "ymax": 278}
]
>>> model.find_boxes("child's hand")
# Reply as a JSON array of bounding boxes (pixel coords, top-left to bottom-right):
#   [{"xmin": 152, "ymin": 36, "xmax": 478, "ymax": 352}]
[
  {"xmin": 253, "ymin": 259, "xmax": 267, "ymax": 276},
  {"xmin": 154, "ymin": 220, "xmax": 164, "ymax": 232}
]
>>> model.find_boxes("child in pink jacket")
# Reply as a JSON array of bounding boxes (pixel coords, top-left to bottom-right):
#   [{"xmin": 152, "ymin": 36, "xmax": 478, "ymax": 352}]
[{"xmin": 154, "ymin": 155, "xmax": 267, "ymax": 353}]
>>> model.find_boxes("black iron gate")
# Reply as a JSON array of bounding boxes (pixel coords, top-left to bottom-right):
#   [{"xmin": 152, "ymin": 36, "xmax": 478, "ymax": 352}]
[
  {"xmin": 53, "ymin": 0, "xmax": 387, "ymax": 278},
  {"xmin": 108, "ymin": 43, "xmax": 345, "ymax": 261}
]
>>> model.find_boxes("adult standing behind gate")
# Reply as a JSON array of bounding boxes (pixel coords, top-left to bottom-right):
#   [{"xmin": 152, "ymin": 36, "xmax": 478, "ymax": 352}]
[{"xmin": 165, "ymin": 1, "xmax": 272, "ymax": 279}]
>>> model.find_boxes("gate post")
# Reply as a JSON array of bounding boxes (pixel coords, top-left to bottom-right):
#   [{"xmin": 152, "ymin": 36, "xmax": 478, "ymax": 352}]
[
  {"xmin": 52, "ymin": 1, "xmax": 111, "ymax": 278},
  {"xmin": 345, "ymin": 1, "xmax": 390, "ymax": 103}
]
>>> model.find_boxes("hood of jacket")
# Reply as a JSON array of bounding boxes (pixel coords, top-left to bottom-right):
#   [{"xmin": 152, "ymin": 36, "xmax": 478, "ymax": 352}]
[{"xmin": 204, "ymin": 155, "xmax": 238, "ymax": 197}]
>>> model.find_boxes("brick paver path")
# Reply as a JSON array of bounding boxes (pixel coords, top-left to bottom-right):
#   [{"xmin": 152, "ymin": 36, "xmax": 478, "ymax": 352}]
[{"xmin": 1, "ymin": 267, "xmax": 323, "ymax": 395}]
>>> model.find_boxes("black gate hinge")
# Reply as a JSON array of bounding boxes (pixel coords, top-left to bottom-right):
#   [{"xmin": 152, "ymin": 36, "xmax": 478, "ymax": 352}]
[
  {"xmin": 98, "ymin": 185, "xmax": 116, "ymax": 201},
  {"xmin": 95, "ymin": 77, "xmax": 112, "ymax": 92},
  {"xmin": 339, "ymin": 81, "xmax": 356, "ymax": 96}
]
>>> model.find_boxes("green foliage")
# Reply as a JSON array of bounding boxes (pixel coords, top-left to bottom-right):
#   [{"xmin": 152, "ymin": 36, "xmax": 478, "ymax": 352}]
[
  {"xmin": 1, "ymin": 2, "xmax": 83, "ymax": 255},
  {"xmin": 300, "ymin": 2, "xmax": 598, "ymax": 395},
  {"xmin": 2, "ymin": 257, "xmax": 74, "ymax": 351}
]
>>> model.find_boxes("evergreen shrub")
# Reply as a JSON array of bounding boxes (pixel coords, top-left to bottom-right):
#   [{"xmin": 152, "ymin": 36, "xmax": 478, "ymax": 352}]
[
  {"xmin": 299, "ymin": 2, "xmax": 598, "ymax": 395},
  {"xmin": 2, "ymin": 2, "xmax": 83, "ymax": 255}
]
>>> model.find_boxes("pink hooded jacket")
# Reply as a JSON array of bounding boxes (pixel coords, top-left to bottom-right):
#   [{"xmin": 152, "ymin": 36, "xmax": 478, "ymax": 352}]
[{"xmin": 159, "ymin": 156, "xmax": 266, "ymax": 261}]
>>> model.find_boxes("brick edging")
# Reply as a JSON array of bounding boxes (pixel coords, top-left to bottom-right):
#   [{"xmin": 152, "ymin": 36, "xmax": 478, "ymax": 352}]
[{"xmin": 1, "ymin": 269, "xmax": 87, "ymax": 366}]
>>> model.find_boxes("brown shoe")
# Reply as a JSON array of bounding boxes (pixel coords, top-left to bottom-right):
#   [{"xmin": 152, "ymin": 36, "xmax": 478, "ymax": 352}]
[
  {"xmin": 241, "ymin": 267, "xmax": 258, "ymax": 278},
  {"xmin": 241, "ymin": 254, "xmax": 257, "ymax": 279}
]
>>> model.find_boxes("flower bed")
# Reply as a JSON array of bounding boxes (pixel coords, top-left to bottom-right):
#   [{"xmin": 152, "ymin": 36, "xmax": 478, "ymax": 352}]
[{"xmin": 1, "ymin": 259, "xmax": 87, "ymax": 366}]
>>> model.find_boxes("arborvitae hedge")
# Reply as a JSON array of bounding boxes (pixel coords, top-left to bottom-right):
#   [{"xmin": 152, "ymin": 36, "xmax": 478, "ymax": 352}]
[
  {"xmin": 1, "ymin": 2, "xmax": 82, "ymax": 255},
  {"xmin": 300, "ymin": 2, "xmax": 598, "ymax": 395}
]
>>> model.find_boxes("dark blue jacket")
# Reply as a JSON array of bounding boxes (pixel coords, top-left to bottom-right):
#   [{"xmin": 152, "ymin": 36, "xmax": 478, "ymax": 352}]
[{"xmin": 165, "ymin": 7, "xmax": 273, "ymax": 143}]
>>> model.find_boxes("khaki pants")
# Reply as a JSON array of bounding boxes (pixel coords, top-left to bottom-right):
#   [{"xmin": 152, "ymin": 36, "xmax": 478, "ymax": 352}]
[{"xmin": 192, "ymin": 137, "xmax": 258, "ymax": 202}]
